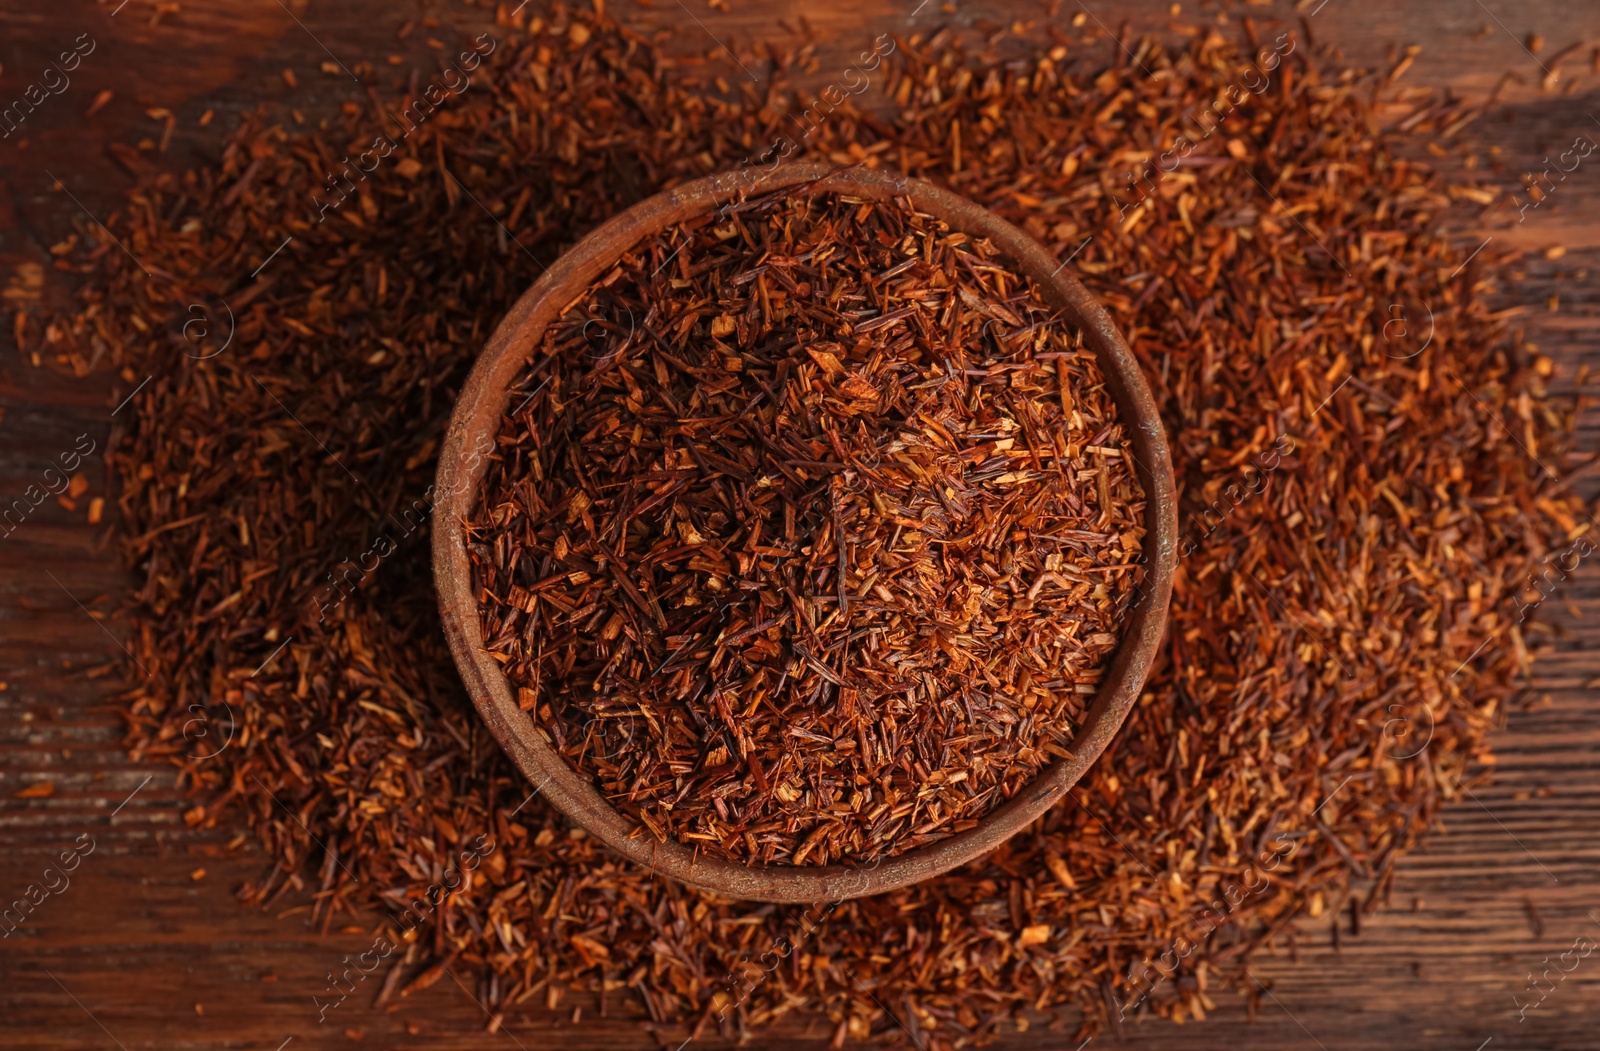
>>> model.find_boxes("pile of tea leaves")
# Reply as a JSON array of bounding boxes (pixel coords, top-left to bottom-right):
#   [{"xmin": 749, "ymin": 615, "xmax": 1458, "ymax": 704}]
[
  {"xmin": 468, "ymin": 186, "xmax": 1145, "ymax": 866},
  {"xmin": 30, "ymin": 2, "xmax": 1584, "ymax": 1042}
]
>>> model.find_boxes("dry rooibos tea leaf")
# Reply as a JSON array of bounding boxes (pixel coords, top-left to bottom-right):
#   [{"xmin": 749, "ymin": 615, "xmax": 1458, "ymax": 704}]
[
  {"xmin": 28, "ymin": 4, "xmax": 1584, "ymax": 1040},
  {"xmin": 469, "ymin": 186, "xmax": 1145, "ymax": 865}
]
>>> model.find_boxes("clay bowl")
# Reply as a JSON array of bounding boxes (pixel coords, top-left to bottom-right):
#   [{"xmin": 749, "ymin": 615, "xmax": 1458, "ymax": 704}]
[{"xmin": 433, "ymin": 158, "xmax": 1177, "ymax": 903}]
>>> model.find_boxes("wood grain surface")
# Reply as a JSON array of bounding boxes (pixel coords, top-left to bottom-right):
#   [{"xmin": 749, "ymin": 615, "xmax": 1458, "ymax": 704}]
[{"xmin": 2, "ymin": 1, "xmax": 1598, "ymax": 1048}]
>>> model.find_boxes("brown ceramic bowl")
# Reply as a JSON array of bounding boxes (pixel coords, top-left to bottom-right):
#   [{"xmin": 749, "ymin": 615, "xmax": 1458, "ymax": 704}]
[{"xmin": 433, "ymin": 159, "xmax": 1177, "ymax": 903}]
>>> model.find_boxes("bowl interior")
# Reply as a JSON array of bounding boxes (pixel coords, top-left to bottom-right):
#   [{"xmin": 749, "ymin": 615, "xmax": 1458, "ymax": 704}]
[{"xmin": 432, "ymin": 159, "xmax": 1177, "ymax": 903}]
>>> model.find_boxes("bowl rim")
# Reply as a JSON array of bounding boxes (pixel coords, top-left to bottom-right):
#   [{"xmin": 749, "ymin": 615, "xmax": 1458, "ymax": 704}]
[{"xmin": 432, "ymin": 158, "xmax": 1177, "ymax": 903}]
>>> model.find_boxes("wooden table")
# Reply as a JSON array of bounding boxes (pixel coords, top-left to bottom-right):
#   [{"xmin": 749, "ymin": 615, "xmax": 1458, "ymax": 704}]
[{"xmin": 2, "ymin": 1, "xmax": 1598, "ymax": 1047}]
